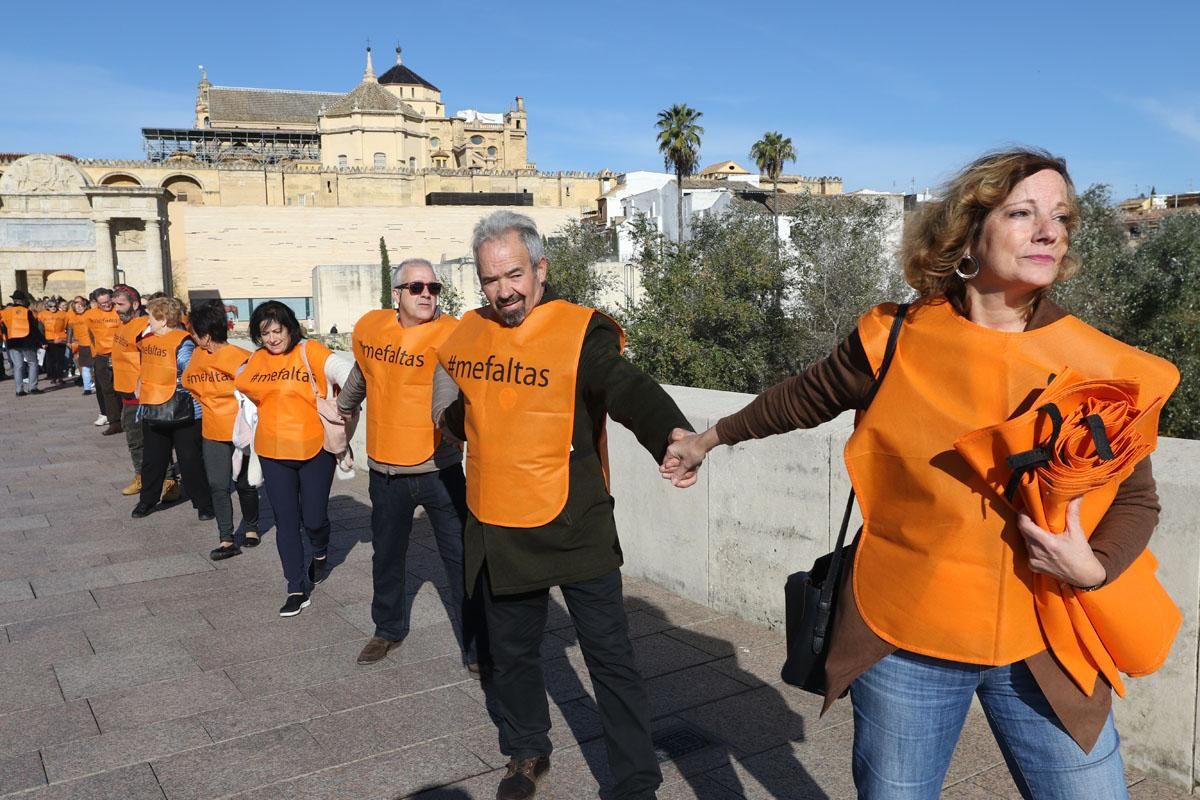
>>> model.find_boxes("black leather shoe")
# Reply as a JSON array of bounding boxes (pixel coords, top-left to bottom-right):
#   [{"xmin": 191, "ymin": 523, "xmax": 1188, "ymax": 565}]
[
  {"xmin": 130, "ymin": 503, "xmax": 155, "ymax": 518},
  {"xmin": 496, "ymin": 755, "xmax": 550, "ymax": 800},
  {"xmin": 210, "ymin": 544, "xmax": 241, "ymax": 561},
  {"xmin": 197, "ymin": 510, "xmax": 215, "ymax": 522},
  {"xmin": 356, "ymin": 637, "xmax": 400, "ymax": 665},
  {"xmin": 241, "ymin": 531, "xmax": 261, "ymax": 548},
  {"xmin": 308, "ymin": 557, "xmax": 329, "ymax": 586}
]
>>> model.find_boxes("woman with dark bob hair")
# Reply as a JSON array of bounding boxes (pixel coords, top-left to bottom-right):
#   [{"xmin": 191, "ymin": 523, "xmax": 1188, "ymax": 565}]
[
  {"xmin": 183, "ymin": 300, "xmax": 259, "ymax": 560},
  {"xmin": 663, "ymin": 148, "xmax": 1176, "ymax": 798},
  {"xmin": 233, "ymin": 301, "xmax": 353, "ymax": 616}
]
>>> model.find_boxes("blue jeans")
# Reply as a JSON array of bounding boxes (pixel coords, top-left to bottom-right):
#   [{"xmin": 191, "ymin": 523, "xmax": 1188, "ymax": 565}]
[
  {"xmin": 367, "ymin": 466, "xmax": 482, "ymax": 664},
  {"xmin": 7, "ymin": 347, "xmax": 38, "ymax": 394},
  {"xmin": 260, "ymin": 451, "xmax": 335, "ymax": 594},
  {"xmin": 851, "ymin": 651, "xmax": 1127, "ymax": 800}
]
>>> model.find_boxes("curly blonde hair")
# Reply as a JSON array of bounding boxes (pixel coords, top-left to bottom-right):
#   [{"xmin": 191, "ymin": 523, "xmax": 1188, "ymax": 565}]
[
  {"xmin": 902, "ymin": 148, "xmax": 1081, "ymax": 312},
  {"xmin": 146, "ymin": 297, "xmax": 183, "ymax": 328}
]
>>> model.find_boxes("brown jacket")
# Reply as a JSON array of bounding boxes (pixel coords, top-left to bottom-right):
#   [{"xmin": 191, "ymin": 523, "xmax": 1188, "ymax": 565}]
[{"xmin": 714, "ymin": 299, "xmax": 1160, "ymax": 752}]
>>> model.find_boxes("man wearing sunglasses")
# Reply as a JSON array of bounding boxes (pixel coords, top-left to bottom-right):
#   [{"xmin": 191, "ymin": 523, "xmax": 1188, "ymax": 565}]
[
  {"xmin": 435, "ymin": 211, "xmax": 693, "ymax": 800},
  {"xmin": 337, "ymin": 259, "xmax": 484, "ymax": 674}
]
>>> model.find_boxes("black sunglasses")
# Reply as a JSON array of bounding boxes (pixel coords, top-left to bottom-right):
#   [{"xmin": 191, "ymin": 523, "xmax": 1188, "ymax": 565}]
[{"xmin": 396, "ymin": 281, "xmax": 443, "ymax": 296}]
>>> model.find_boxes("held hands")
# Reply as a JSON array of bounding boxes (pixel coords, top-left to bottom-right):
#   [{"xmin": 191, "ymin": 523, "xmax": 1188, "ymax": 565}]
[
  {"xmin": 1017, "ymin": 497, "xmax": 1108, "ymax": 590},
  {"xmin": 660, "ymin": 427, "xmax": 717, "ymax": 488}
]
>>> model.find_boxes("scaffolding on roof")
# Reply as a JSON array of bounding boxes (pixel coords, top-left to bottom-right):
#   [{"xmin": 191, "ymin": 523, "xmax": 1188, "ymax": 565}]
[{"xmin": 141, "ymin": 128, "xmax": 321, "ymax": 165}]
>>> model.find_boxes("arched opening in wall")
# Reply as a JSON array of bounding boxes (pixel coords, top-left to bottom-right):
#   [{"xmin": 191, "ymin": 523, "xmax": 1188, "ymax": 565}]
[
  {"xmin": 44, "ymin": 270, "xmax": 86, "ymax": 298},
  {"xmin": 162, "ymin": 175, "xmax": 205, "ymax": 205},
  {"xmin": 100, "ymin": 173, "xmax": 142, "ymax": 187}
]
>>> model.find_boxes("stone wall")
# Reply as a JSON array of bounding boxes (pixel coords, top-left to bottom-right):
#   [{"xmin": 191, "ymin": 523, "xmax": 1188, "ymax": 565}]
[{"xmin": 604, "ymin": 385, "xmax": 1200, "ymax": 792}]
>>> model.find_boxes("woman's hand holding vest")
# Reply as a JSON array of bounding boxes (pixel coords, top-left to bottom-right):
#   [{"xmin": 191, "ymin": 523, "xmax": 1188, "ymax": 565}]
[{"xmin": 1016, "ymin": 497, "xmax": 1107, "ymax": 589}]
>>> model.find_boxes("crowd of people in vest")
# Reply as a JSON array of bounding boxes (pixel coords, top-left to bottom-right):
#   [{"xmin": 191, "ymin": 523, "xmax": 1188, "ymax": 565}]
[{"xmin": 0, "ymin": 149, "xmax": 1179, "ymax": 799}]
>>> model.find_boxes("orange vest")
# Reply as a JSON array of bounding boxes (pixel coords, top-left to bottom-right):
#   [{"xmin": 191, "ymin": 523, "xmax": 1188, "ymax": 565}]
[
  {"xmin": 848, "ymin": 298, "xmax": 1179, "ymax": 667},
  {"xmin": 67, "ymin": 310, "xmax": 88, "ymax": 342},
  {"xmin": 182, "ymin": 343, "xmax": 250, "ymax": 441},
  {"xmin": 138, "ymin": 330, "xmax": 189, "ymax": 405},
  {"xmin": 112, "ymin": 316, "xmax": 148, "ymax": 394},
  {"xmin": 234, "ymin": 341, "xmax": 331, "ymax": 461},
  {"xmin": 40, "ymin": 310, "xmax": 68, "ymax": 343},
  {"xmin": 1, "ymin": 306, "xmax": 31, "ymax": 340},
  {"xmin": 84, "ymin": 308, "xmax": 121, "ymax": 355},
  {"xmin": 353, "ymin": 310, "xmax": 458, "ymax": 466},
  {"xmin": 438, "ymin": 300, "xmax": 616, "ymax": 528}
]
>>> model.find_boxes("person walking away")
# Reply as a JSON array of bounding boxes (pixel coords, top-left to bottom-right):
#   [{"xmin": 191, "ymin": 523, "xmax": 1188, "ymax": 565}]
[
  {"xmin": 39, "ymin": 299, "xmax": 69, "ymax": 385},
  {"xmin": 1, "ymin": 290, "xmax": 44, "ymax": 396}
]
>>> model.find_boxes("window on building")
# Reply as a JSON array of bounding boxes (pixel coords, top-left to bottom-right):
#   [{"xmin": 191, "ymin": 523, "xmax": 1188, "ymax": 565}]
[
  {"xmin": 430, "ymin": 137, "xmax": 440, "ymax": 148},
  {"xmin": 409, "ymin": 157, "xmax": 417, "ymax": 170},
  {"xmin": 487, "ymin": 146, "xmax": 497, "ymax": 157},
  {"xmin": 566, "ymin": 186, "xmax": 571, "ymax": 197},
  {"xmin": 373, "ymin": 152, "xmax": 386, "ymax": 169},
  {"xmin": 471, "ymin": 135, "xmax": 484, "ymax": 145},
  {"xmin": 337, "ymin": 155, "xmax": 348, "ymax": 168},
  {"xmin": 175, "ymin": 192, "xmax": 188, "ymax": 203}
]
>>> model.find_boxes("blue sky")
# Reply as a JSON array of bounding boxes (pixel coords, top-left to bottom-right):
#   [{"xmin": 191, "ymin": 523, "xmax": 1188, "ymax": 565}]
[{"xmin": 2, "ymin": 0, "xmax": 1197, "ymax": 199}]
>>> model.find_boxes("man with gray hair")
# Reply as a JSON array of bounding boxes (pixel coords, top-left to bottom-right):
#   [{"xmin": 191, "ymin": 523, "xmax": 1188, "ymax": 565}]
[
  {"xmin": 337, "ymin": 258, "xmax": 483, "ymax": 672},
  {"xmin": 435, "ymin": 210, "xmax": 692, "ymax": 800}
]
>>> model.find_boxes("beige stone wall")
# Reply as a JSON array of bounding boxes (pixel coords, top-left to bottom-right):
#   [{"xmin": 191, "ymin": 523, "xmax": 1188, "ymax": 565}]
[{"xmin": 177, "ymin": 205, "xmax": 581, "ymax": 302}]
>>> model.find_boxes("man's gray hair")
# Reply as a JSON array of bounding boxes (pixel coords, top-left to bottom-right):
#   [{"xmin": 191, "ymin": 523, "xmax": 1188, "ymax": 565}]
[
  {"xmin": 391, "ymin": 258, "xmax": 434, "ymax": 287},
  {"xmin": 471, "ymin": 210, "xmax": 545, "ymax": 269}
]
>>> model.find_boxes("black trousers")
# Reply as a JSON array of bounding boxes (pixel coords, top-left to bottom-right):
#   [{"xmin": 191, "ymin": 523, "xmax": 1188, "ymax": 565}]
[
  {"xmin": 139, "ymin": 419, "xmax": 213, "ymax": 514},
  {"xmin": 482, "ymin": 567, "xmax": 661, "ymax": 800},
  {"xmin": 260, "ymin": 451, "xmax": 336, "ymax": 594},
  {"xmin": 44, "ymin": 344, "xmax": 68, "ymax": 381},
  {"xmin": 93, "ymin": 354, "xmax": 120, "ymax": 421},
  {"xmin": 201, "ymin": 438, "xmax": 260, "ymax": 542}
]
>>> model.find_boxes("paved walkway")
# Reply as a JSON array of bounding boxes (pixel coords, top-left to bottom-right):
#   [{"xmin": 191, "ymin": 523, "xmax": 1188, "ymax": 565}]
[{"xmin": 0, "ymin": 382, "xmax": 1188, "ymax": 799}]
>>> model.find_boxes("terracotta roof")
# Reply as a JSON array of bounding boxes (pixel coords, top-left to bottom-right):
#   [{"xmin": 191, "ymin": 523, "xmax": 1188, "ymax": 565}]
[
  {"xmin": 208, "ymin": 87, "xmax": 344, "ymax": 126},
  {"xmin": 323, "ymin": 81, "xmax": 417, "ymax": 116},
  {"xmin": 378, "ymin": 63, "xmax": 439, "ymax": 92}
]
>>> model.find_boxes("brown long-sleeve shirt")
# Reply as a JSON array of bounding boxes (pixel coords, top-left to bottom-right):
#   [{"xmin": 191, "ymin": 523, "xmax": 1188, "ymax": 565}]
[{"xmin": 714, "ymin": 298, "xmax": 1161, "ymax": 752}]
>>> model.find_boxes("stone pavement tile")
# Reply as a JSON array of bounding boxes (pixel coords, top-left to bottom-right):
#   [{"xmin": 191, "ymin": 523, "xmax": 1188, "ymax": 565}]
[
  {"xmin": 1128, "ymin": 776, "xmax": 1194, "ymax": 799},
  {"xmin": 105, "ymin": 553, "xmax": 214, "ymax": 585},
  {"xmin": 179, "ymin": 608, "xmax": 366, "ymax": 670},
  {"xmin": 627, "ymin": 584, "xmax": 724, "ymax": 628},
  {"xmin": 306, "ymin": 653, "xmax": 466, "ymax": 713},
  {"xmin": 539, "ymin": 654, "xmax": 595, "ymax": 703},
  {"xmin": 706, "ymin": 723, "xmax": 857, "ymax": 799},
  {"xmin": 658, "ymin": 776, "xmax": 747, "ymax": 799},
  {"xmin": 52, "ymin": 640, "xmax": 200, "ymax": 700},
  {"xmin": 0, "ymin": 751, "xmax": 47, "ymax": 795},
  {"xmin": 151, "ymin": 723, "xmax": 334, "ymax": 800},
  {"xmin": 664, "ymin": 615, "xmax": 785, "ymax": 658},
  {"xmin": 40, "ymin": 716, "xmax": 212, "ymax": 783},
  {"xmin": 626, "ymin": 608, "xmax": 678, "ymax": 639},
  {"xmin": 9, "ymin": 762, "xmax": 166, "ymax": 800},
  {"xmin": 225, "ymin": 639, "xmax": 388, "ymax": 699},
  {"xmin": 963, "ymin": 764, "xmax": 1023, "ymax": 798},
  {"xmin": 0, "ymin": 516, "xmax": 49, "ymax": 534},
  {"xmin": 678, "ymin": 684, "xmax": 834, "ymax": 759},
  {"xmin": 452, "ymin": 693, "xmax": 603, "ymax": 770},
  {"xmin": 5, "ymin": 604, "xmax": 150, "ymax": 645},
  {"xmin": 0, "ymin": 591, "xmax": 97, "ymax": 627},
  {"xmin": 0, "ymin": 579, "xmax": 33, "ymax": 604},
  {"xmin": 645, "ymin": 664, "xmax": 754, "ymax": 719},
  {"xmin": 88, "ymin": 669, "xmax": 242, "ymax": 732},
  {"xmin": 0, "ymin": 629, "xmax": 92, "ymax": 666},
  {"xmin": 631, "ymin": 632, "xmax": 718, "ymax": 679},
  {"xmin": 234, "ymin": 737, "xmax": 489, "ymax": 800},
  {"xmin": 301, "ymin": 703, "xmax": 402, "ymax": 763},
  {"xmin": 196, "ymin": 689, "xmax": 328, "ymax": 742},
  {"xmin": 88, "ymin": 567, "xmax": 239, "ymax": 609},
  {"xmin": 942, "ymin": 781, "xmax": 1006, "ymax": 799},
  {"xmin": 328, "ymin": 600, "xmax": 375, "ymax": 635},
  {"xmin": 0, "ymin": 699, "xmax": 98, "ymax": 759},
  {"xmin": 315, "ymin": 566, "xmax": 376, "ymax": 605},
  {"xmin": 0, "ymin": 552, "xmax": 112, "ymax": 583},
  {"xmin": 157, "ymin": 583, "xmax": 342, "ymax": 624},
  {"xmin": 28, "ymin": 566, "xmax": 123, "ymax": 598},
  {"xmin": 943, "ymin": 711, "xmax": 1006, "ymax": 786},
  {"xmin": 708, "ymin": 642, "xmax": 788, "ymax": 688},
  {"xmin": 0, "ymin": 665, "xmax": 65, "ymax": 716},
  {"xmin": 83, "ymin": 608, "xmax": 215, "ymax": 653}
]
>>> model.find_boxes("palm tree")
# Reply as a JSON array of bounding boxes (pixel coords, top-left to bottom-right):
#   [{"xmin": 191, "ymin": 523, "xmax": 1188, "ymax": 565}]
[
  {"xmin": 750, "ymin": 131, "xmax": 797, "ymax": 244},
  {"xmin": 655, "ymin": 104, "xmax": 704, "ymax": 243}
]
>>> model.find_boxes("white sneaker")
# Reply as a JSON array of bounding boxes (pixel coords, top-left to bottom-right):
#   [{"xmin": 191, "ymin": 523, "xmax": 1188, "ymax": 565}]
[{"xmin": 93, "ymin": 415, "xmax": 108, "ymax": 427}]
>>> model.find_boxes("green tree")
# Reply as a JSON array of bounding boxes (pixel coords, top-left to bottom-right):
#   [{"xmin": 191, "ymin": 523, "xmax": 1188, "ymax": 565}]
[
  {"xmin": 655, "ymin": 104, "xmax": 704, "ymax": 244},
  {"xmin": 544, "ymin": 220, "xmax": 619, "ymax": 311},
  {"xmin": 1053, "ymin": 185, "xmax": 1136, "ymax": 336},
  {"xmin": 749, "ymin": 131, "xmax": 796, "ymax": 248},
  {"xmin": 379, "ymin": 237, "xmax": 392, "ymax": 309},
  {"xmin": 436, "ymin": 270, "xmax": 465, "ymax": 318}
]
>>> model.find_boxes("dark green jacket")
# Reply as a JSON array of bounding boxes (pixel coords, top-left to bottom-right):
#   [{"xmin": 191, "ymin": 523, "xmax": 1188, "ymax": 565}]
[{"xmin": 442, "ymin": 294, "xmax": 692, "ymax": 595}]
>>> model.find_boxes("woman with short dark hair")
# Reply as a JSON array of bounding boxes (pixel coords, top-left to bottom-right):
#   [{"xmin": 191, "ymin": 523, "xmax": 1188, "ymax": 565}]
[
  {"xmin": 184, "ymin": 300, "xmax": 259, "ymax": 560},
  {"xmin": 234, "ymin": 301, "xmax": 353, "ymax": 616},
  {"xmin": 664, "ymin": 148, "xmax": 1176, "ymax": 799}
]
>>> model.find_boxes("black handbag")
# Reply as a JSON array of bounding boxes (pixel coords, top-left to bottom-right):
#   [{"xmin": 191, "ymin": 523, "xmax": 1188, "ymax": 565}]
[
  {"xmin": 140, "ymin": 389, "xmax": 195, "ymax": 427},
  {"xmin": 780, "ymin": 303, "xmax": 908, "ymax": 694}
]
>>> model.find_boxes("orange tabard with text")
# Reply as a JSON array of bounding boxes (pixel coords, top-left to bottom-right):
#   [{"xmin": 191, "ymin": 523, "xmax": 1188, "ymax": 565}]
[
  {"xmin": 438, "ymin": 300, "xmax": 611, "ymax": 528},
  {"xmin": 847, "ymin": 298, "xmax": 1179, "ymax": 668},
  {"xmin": 111, "ymin": 316, "xmax": 148, "ymax": 394},
  {"xmin": 353, "ymin": 310, "xmax": 458, "ymax": 466},
  {"xmin": 67, "ymin": 310, "xmax": 87, "ymax": 343},
  {"xmin": 0, "ymin": 307, "xmax": 30, "ymax": 340},
  {"xmin": 84, "ymin": 308, "xmax": 121, "ymax": 355},
  {"xmin": 234, "ymin": 341, "xmax": 331, "ymax": 461},
  {"xmin": 182, "ymin": 343, "xmax": 251, "ymax": 441},
  {"xmin": 138, "ymin": 330, "xmax": 189, "ymax": 406},
  {"xmin": 40, "ymin": 310, "xmax": 68, "ymax": 343}
]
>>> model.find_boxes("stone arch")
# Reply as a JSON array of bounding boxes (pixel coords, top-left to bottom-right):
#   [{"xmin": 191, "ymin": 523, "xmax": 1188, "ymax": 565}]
[
  {"xmin": 161, "ymin": 173, "xmax": 205, "ymax": 205},
  {"xmin": 44, "ymin": 269, "xmax": 87, "ymax": 297},
  {"xmin": 99, "ymin": 172, "xmax": 143, "ymax": 187}
]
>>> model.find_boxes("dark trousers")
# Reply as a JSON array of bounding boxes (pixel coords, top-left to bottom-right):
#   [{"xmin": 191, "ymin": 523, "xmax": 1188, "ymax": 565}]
[
  {"xmin": 45, "ymin": 344, "xmax": 68, "ymax": 381},
  {"xmin": 483, "ymin": 568, "xmax": 661, "ymax": 800},
  {"xmin": 93, "ymin": 355, "xmax": 119, "ymax": 421},
  {"xmin": 202, "ymin": 438, "xmax": 260, "ymax": 543},
  {"xmin": 121, "ymin": 403, "xmax": 143, "ymax": 473},
  {"xmin": 140, "ymin": 419, "xmax": 212, "ymax": 514},
  {"xmin": 260, "ymin": 451, "xmax": 335, "ymax": 594},
  {"xmin": 367, "ymin": 466, "xmax": 483, "ymax": 663}
]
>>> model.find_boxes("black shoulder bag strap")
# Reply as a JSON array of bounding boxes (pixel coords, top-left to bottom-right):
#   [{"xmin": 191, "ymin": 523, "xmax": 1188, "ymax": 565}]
[{"xmin": 812, "ymin": 302, "xmax": 909, "ymax": 653}]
